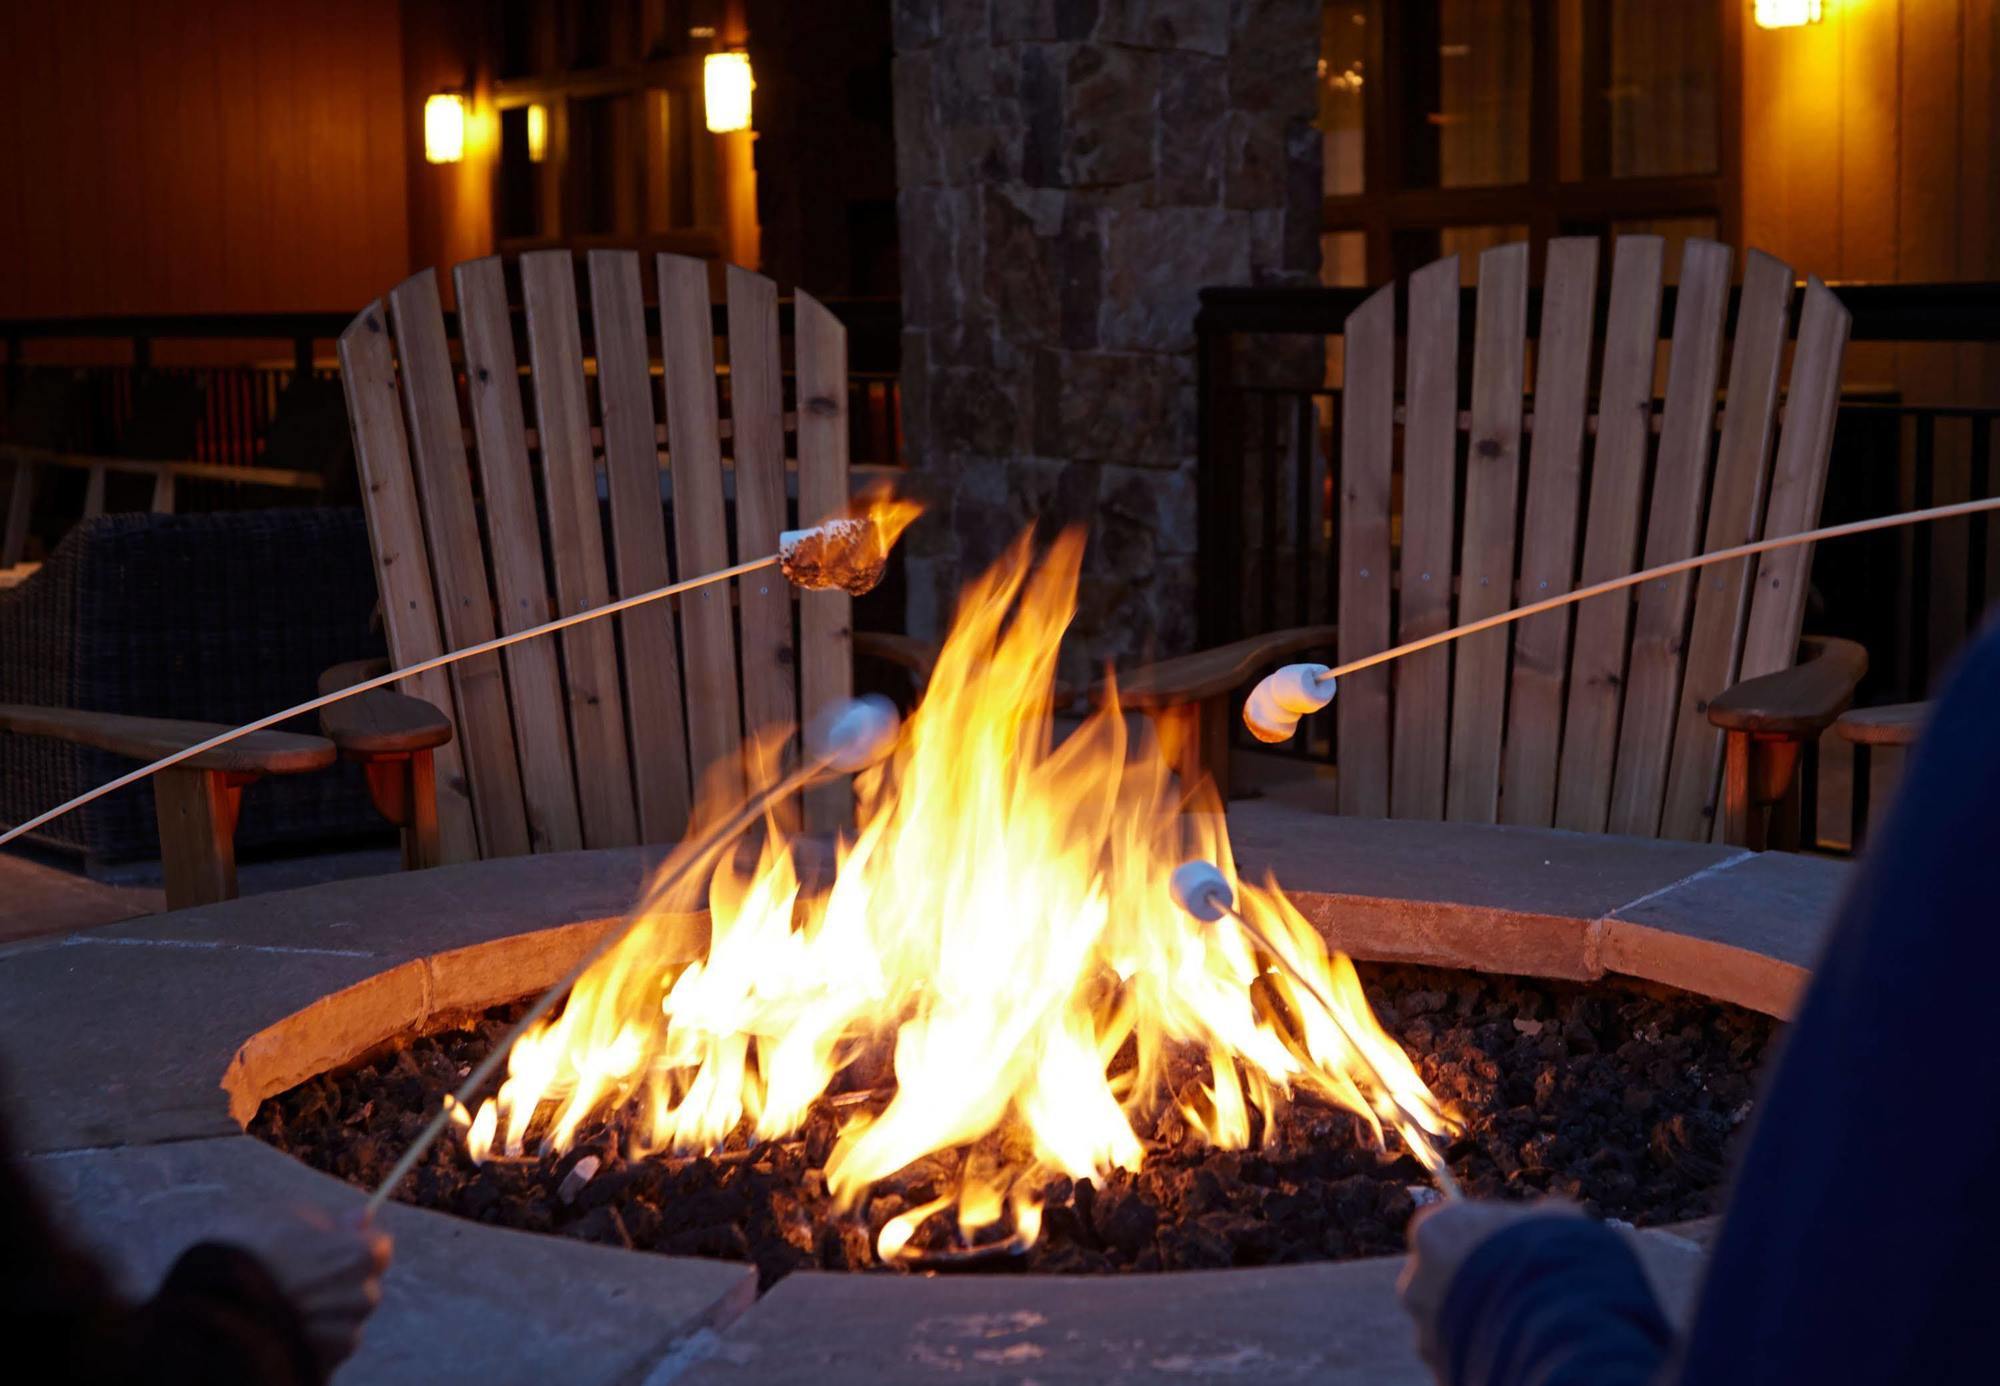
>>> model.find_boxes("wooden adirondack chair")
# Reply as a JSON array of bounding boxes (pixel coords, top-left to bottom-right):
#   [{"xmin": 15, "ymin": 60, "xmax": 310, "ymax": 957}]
[
  {"xmin": 1122, "ymin": 237, "xmax": 1866, "ymax": 850},
  {"xmin": 324, "ymin": 251, "xmax": 869, "ymax": 865}
]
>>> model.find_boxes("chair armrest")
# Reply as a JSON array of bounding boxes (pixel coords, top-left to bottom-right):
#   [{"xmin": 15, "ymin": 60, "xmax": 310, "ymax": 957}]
[
  {"xmin": 316, "ymin": 659, "xmax": 453, "ymax": 757},
  {"xmin": 0, "ymin": 702, "xmax": 334, "ymax": 775},
  {"xmin": 1706, "ymin": 635, "xmax": 1868, "ymax": 737},
  {"xmin": 1835, "ymin": 700, "xmax": 1927, "ymax": 749},
  {"xmin": 1103, "ymin": 625, "xmax": 1341, "ymax": 710}
]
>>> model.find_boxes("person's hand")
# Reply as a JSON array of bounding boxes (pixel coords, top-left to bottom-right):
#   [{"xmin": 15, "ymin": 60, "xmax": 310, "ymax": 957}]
[
  {"xmin": 240, "ymin": 1208, "xmax": 393, "ymax": 1372},
  {"xmin": 1398, "ymin": 1198, "xmax": 1582, "ymax": 1373}
]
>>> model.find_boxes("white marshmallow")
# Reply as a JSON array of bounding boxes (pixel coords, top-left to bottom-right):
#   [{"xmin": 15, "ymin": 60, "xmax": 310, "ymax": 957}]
[
  {"xmin": 807, "ymin": 695, "xmax": 901, "ymax": 772},
  {"xmin": 1242, "ymin": 663, "xmax": 1336, "ymax": 743},
  {"xmin": 1170, "ymin": 860, "xmax": 1235, "ymax": 923}
]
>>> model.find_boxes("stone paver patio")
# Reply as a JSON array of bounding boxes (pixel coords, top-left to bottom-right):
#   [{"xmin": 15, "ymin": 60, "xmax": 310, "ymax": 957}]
[{"xmin": 0, "ymin": 802, "xmax": 1847, "ymax": 1383}]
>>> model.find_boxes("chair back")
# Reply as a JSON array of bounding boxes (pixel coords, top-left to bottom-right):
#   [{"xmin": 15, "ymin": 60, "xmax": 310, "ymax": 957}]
[
  {"xmin": 338, "ymin": 252, "xmax": 856, "ymax": 863},
  {"xmin": 1334, "ymin": 237, "xmax": 1849, "ymax": 839}
]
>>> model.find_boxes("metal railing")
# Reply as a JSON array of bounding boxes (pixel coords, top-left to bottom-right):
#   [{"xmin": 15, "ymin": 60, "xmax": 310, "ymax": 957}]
[{"xmin": 0, "ymin": 297, "xmax": 903, "ymax": 564}]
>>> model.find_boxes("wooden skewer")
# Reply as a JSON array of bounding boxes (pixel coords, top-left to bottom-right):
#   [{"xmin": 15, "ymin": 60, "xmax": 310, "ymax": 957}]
[
  {"xmin": 1316, "ymin": 496, "xmax": 2000, "ymax": 685},
  {"xmin": 0, "ymin": 553, "xmax": 781, "ymax": 853},
  {"xmin": 365, "ymin": 753, "xmax": 826, "ymax": 1215},
  {"xmin": 363, "ymin": 695, "xmax": 897, "ymax": 1215},
  {"xmin": 1170, "ymin": 862, "xmax": 1463, "ymax": 1200}
]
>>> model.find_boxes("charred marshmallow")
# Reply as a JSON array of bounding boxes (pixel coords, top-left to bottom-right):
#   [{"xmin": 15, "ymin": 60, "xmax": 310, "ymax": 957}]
[{"xmin": 779, "ymin": 519, "xmax": 890, "ymax": 596}]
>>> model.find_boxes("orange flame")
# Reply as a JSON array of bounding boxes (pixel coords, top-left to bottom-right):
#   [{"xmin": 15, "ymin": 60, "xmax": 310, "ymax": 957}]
[
  {"xmin": 465, "ymin": 529, "xmax": 1452, "ymax": 1259},
  {"xmin": 855, "ymin": 485, "xmax": 922, "ymax": 553}
]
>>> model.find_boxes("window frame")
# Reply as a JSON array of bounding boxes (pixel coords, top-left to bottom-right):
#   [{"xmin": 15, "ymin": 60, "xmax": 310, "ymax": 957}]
[{"xmin": 1324, "ymin": 0, "xmax": 1742, "ymax": 281}]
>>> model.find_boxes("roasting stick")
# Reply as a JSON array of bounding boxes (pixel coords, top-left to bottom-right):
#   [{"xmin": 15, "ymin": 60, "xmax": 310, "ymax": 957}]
[
  {"xmin": 1170, "ymin": 860, "xmax": 1464, "ymax": 1202},
  {"xmin": 1242, "ymin": 496, "xmax": 2000, "ymax": 742},
  {"xmin": 362, "ymin": 697, "xmax": 901, "ymax": 1217},
  {"xmin": 0, "ymin": 518, "xmax": 899, "ymax": 853}
]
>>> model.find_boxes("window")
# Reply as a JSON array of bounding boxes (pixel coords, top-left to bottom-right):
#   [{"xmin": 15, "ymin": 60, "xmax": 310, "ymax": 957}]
[
  {"xmin": 489, "ymin": 0, "xmax": 727, "ymax": 255},
  {"xmin": 1318, "ymin": 1, "xmax": 1738, "ymax": 282}
]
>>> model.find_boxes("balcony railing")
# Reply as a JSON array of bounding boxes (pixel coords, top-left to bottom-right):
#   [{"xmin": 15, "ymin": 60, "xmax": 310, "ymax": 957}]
[{"xmin": 0, "ymin": 297, "xmax": 903, "ymax": 566}]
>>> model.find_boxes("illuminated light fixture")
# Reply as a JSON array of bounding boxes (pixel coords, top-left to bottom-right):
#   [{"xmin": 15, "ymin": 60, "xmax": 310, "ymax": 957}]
[
  {"xmin": 526, "ymin": 103, "xmax": 548, "ymax": 163},
  {"xmin": 1754, "ymin": 0, "xmax": 1824, "ymax": 27},
  {"xmin": 704, "ymin": 51, "xmax": 754, "ymax": 133},
  {"xmin": 424, "ymin": 92, "xmax": 466, "ymax": 164}
]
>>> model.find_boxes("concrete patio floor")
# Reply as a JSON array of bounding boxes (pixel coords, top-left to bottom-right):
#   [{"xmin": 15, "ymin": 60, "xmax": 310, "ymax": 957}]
[{"xmin": 0, "ymin": 842, "xmax": 401, "ymax": 945}]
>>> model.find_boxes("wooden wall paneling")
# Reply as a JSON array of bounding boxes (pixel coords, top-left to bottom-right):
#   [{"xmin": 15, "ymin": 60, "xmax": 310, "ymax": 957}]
[{"xmin": 1, "ymin": 1, "xmax": 408, "ymax": 316}]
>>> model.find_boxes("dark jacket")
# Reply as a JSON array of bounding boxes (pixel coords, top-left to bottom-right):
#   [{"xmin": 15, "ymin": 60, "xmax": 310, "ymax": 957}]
[
  {"xmin": 2, "ymin": 1105, "xmax": 322, "ymax": 1384},
  {"xmin": 1436, "ymin": 616, "xmax": 2000, "ymax": 1384}
]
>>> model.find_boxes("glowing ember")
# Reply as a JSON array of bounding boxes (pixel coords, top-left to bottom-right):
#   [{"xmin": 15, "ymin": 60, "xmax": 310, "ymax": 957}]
[{"xmin": 464, "ymin": 529, "xmax": 1455, "ymax": 1261}]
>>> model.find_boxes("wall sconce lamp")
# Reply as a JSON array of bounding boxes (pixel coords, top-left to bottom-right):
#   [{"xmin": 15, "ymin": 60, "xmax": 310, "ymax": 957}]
[
  {"xmin": 1754, "ymin": 0, "xmax": 1824, "ymax": 27},
  {"xmin": 704, "ymin": 51, "xmax": 754, "ymax": 133},
  {"xmin": 526, "ymin": 103, "xmax": 548, "ymax": 163},
  {"xmin": 424, "ymin": 92, "xmax": 467, "ymax": 164}
]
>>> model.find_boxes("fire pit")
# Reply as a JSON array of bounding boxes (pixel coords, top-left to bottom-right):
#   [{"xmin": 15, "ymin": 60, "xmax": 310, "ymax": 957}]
[
  {"xmin": 5, "ymin": 809, "xmax": 1839, "ymax": 1383},
  {"xmin": 257, "ymin": 962, "xmax": 1770, "ymax": 1288},
  {"xmin": 3, "ymin": 541, "xmax": 1847, "ymax": 1383}
]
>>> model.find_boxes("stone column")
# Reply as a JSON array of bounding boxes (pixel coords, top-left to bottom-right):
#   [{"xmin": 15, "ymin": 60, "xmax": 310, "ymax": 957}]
[{"xmin": 893, "ymin": 0, "xmax": 1321, "ymax": 687}]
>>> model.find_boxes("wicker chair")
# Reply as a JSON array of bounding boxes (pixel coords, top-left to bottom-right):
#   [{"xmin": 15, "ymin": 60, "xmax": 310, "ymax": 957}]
[{"xmin": 0, "ymin": 508, "xmax": 390, "ymax": 901}]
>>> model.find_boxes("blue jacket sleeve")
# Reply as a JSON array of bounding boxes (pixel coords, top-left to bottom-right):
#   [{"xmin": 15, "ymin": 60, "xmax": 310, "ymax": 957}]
[
  {"xmin": 1666, "ymin": 618, "xmax": 2000, "ymax": 1384},
  {"xmin": 1438, "ymin": 1217, "xmax": 1671, "ymax": 1386}
]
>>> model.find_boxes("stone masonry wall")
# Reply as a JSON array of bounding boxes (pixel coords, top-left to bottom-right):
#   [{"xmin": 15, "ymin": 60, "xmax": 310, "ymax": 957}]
[{"xmin": 893, "ymin": 0, "xmax": 1320, "ymax": 687}]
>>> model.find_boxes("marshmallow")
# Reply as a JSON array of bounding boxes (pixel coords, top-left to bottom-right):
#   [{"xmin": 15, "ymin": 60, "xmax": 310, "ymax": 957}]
[
  {"xmin": 1170, "ymin": 860, "xmax": 1236, "ymax": 923},
  {"xmin": 1242, "ymin": 663, "xmax": 1336, "ymax": 743},
  {"xmin": 779, "ymin": 519, "xmax": 889, "ymax": 595},
  {"xmin": 807, "ymin": 695, "xmax": 901, "ymax": 772}
]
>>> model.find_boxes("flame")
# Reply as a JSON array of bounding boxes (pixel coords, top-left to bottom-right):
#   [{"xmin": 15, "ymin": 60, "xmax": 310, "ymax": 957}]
[
  {"xmin": 854, "ymin": 485, "xmax": 923, "ymax": 555},
  {"xmin": 464, "ymin": 529, "xmax": 1454, "ymax": 1260}
]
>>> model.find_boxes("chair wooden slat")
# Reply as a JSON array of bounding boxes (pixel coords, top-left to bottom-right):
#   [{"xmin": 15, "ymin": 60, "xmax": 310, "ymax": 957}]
[
  {"xmin": 657, "ymin": 253, "xmax": 745, "ymax": 803},
  {"xmin": 1659, "ymin": 251, "xmax": 1795, "ymax": 840},
  {"xmin": 335, "ymin": 303, "xmax": 480, "ymax": 863},
  {"xmin": 1388, "ymin": 255, "xmax": 1460, "ymax": 821},
  {"xmin": 519, "ymin": 251, "xmax": 641, "ymax": 848},
  {"xmin": 1554, "ymin": 235, "xmax": 1665, "ymax": 832},
  {"xmin": 1335, "ymin": 284, "xmax": 1395, "ymax": 817},
  {"xmin": 1606, "ymin": 239, "xmax": 1733, "ymax": 836},
  {"xmin": 1499, "ymin": 236, "xmax": 1599, "ymax": 827},
  {"xmin": 454, "ymin": 256, "xmax": 584, "ymax": 854},
  {"xmin": 795, "ymin": 290, "xmax": 854, "ymax": 832},
  {"xmin": 725, "ymin": 266, "xmax": 801, "ymax": 773},
  {"xmin": 1444, "ymin": 242, "xmax": 1530, "ymax": 824},
  {"xmin": 1738, "ymin": 280, "xmax": 1853, "ymax": 689},
  {"xmin": 385, "ymin": 271, "xmax": 531, "ymax": 859},
  {"xmin": 588, "ymin": 249, "xmax": 695, "ymax": 841}
]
